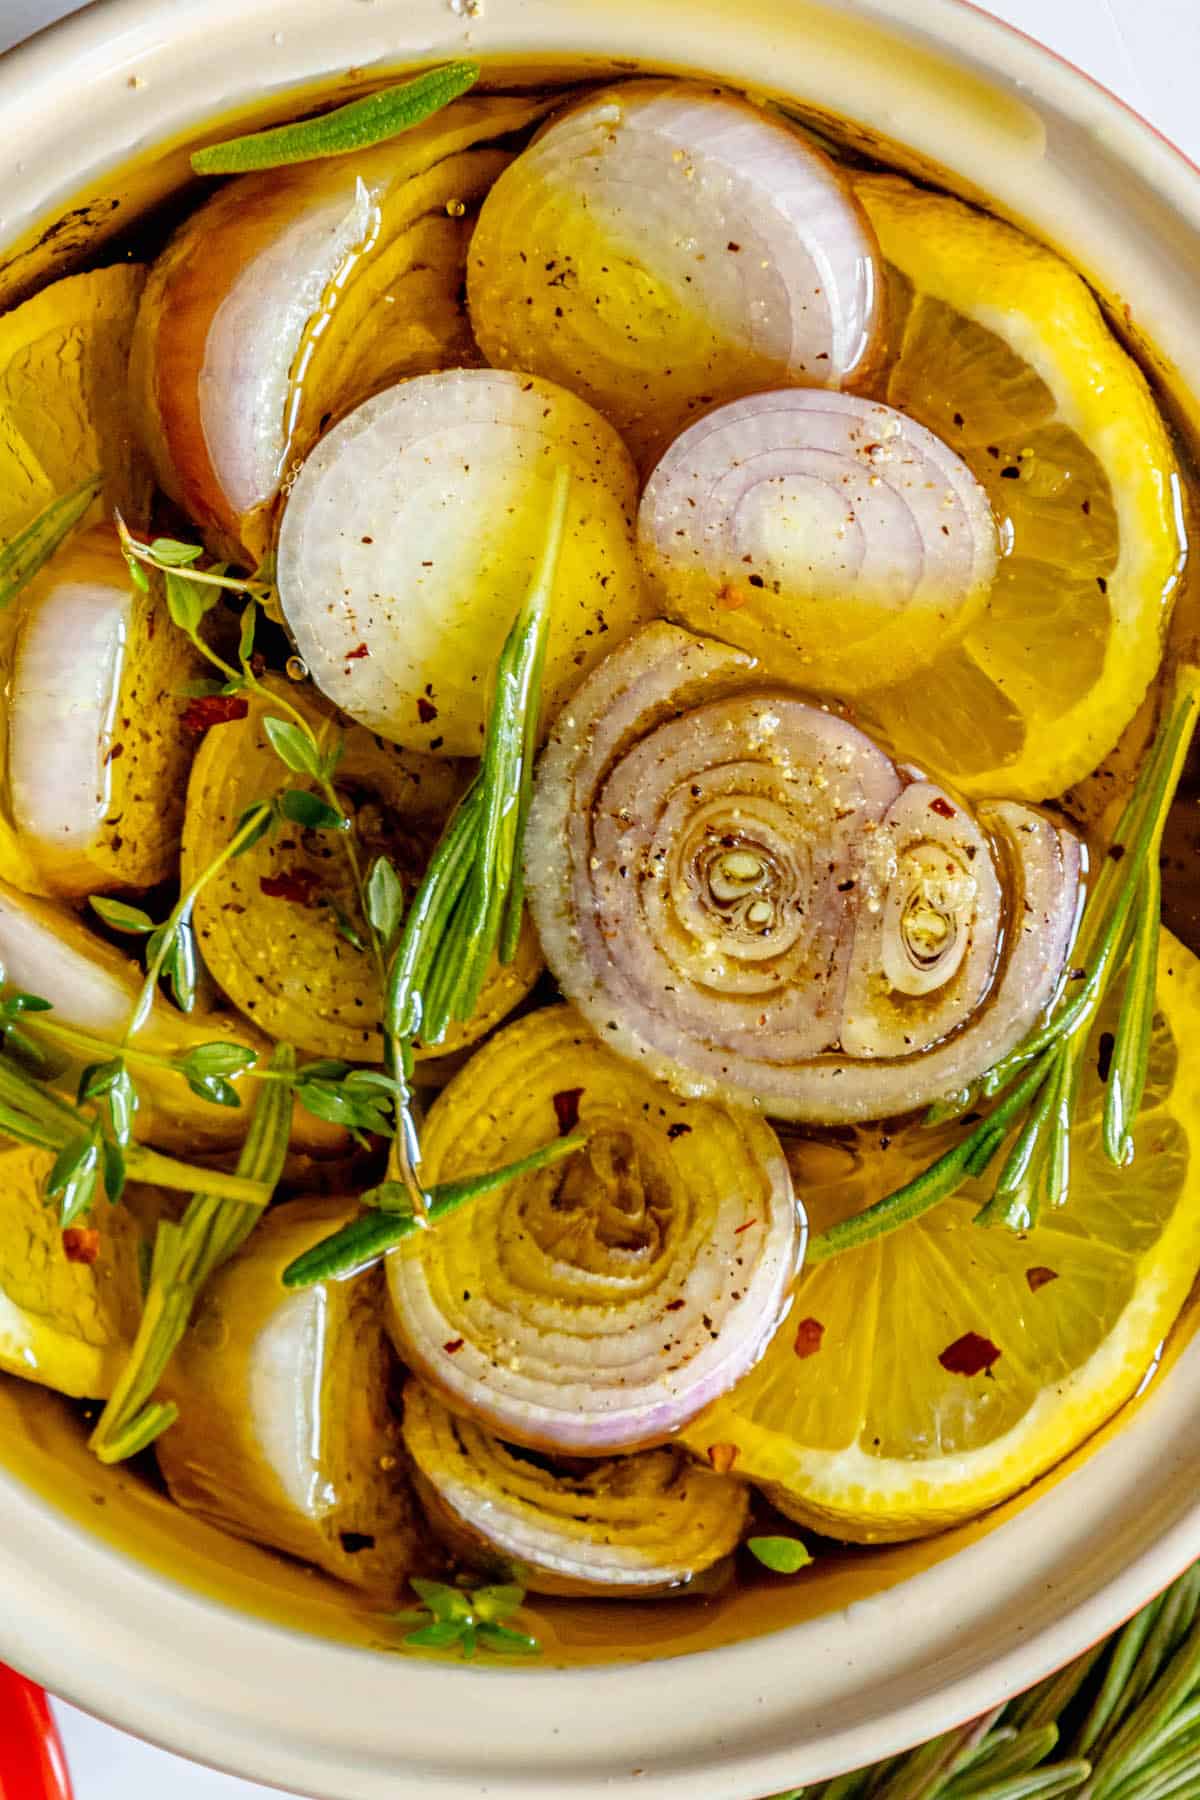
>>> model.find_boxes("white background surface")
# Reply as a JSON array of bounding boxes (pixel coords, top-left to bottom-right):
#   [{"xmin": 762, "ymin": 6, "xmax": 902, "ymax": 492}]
[{"xmin": 2, "ymin": 0, "xmax": 1200, "ymax": 1795}]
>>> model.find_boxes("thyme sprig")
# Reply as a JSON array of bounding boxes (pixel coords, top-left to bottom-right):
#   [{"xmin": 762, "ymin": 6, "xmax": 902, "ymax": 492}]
[
  {"xmin": 383, "ymin": 1577, "xmax": 539, "ymax": 1660},
  {"xmin": 809, "ymin": 665, "xmax": 1200, "ymax": 1263}
]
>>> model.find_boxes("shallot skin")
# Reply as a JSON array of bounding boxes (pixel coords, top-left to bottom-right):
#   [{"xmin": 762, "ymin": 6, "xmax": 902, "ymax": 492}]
[
  {"xmin": 639, "ymin": 389, "xmax": 998, "ymax": 696},
  {"xmin": 525, "ymin": 621, "xmax": 1081, "ymax": 1125},
  {"xmin": 468, "ymin": 80, "xmax": 883, "ymax": 464}
]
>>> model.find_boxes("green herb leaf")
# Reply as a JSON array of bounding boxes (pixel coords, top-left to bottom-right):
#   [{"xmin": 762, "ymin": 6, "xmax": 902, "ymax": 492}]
[
  {"xmin": 164, "ymin": 568, "xmax": 216, "ymax": 636},
  {"xmin": 293, "ymin": 1078, "xmax": 391, "ymax": 1134},
  {"xmin": 147, "ymin": 537, "xmax": 205, "ymax": 567},
  {"xmin": 0, "ymin": 476, "xmax": 100, "ymax": 611},
  {"xmin": 365, "ymin": 856, "xmax": 405, "ymax": 947},
  {"xmin": 472, "ymin": 1584, "xmax": 526, "ymax": 1623},
  {"xmin": 89, "ymin": 896, "xmax": 156, "ymax": 934},
  {"xmin": 278, "ymin": 789, "xmax": 348, "ymax": 831},
  {"xmin": 191, "ymin": 62, "xmax": 479, "ymax": 174},
  {"xmin": 46, "ymin": 1124, "xmax": 104, "ymax": 1226},
  {"xmin": 237, "ymin": 604, "xmax": 257, "ymax": 665},
  {"xmin": 183, "ymin": 1070, "xmax": 242, "ymax": 1109},
  {"xmin": 106, "ymin": 1065, "xmax": 139, "ymax": 1149},
  {"xmin": 282, "ymin": 1132, "xmax": 587, "ymax": 1287},
  {"xmin": 322, "ymin": 896, "xmax": 368, "ymax": 953},
  {"xmin": 296, "ymin": 1059, "xmax": 352, "ymax": 1082},
  {"xmin": 232, "ymin": 800, "xmax": 278, "ymax": 855},
  {"xmin": 477, "ymin": 1624, "xmax": 540, "ymax": 1656},
  {"xmin": 0, "ymin": 992, "xmax": 53, "ymax": 1015},
  {"xmin": 182, "ymin": 1042, "xmax": 259, "ymax": 1081},
  {"xmin": 402, "ymin": 1621, "xmax": 466, "ymax": 1650},
  {"xmin": 262, "ymin": 715, "xmax": 324, "ymax": 777},
  {"xmin": 747, "ymin": 1536, "xmax": 813, "ymax": 1575},
  {"xmin": 101, "ymin": 1134, "xmax": 126, "ymax": 1205}
]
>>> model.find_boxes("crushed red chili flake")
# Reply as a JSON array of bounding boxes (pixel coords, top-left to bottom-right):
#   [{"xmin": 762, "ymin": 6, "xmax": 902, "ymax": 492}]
[
  {"xmin": 259, "ymin": 868, "xmax": 321, "ymax": 906},
  {"xmin": 939, "ymin": 1331, "xmax": 1001, "ymax": 1377},
  {"xmin": 793, "ymin": 1317, "xmax": 825, "ymax": 1358},
  {"xmin": 666, "ymin": 1122, "xmax": 692, "ymax": 1140},
  {"xmin": 417, "ymin": 696, "xmax": 439, "ymax": 723},
  {"xmin": 181, "ymin": 694, "xmax": 249, "ymax": 734},
  {"xmin": 552, "ymin": 1087, "xmax": 584, "ymax": 1135},
  {"xmin": 734, "ymin": 1218, "xmax": 758, "ymax": 1235},
  {"xmin": 929, "ymin": 796, "xmax": 956, "ymax": 819},
  {"xmin": 664, "ymin": 1298, "xmax": 685, "ymax": 1313},
  {"xmin": 442, "ymin": 1338, "xmax": 465, "ymax": 1355},
  {"xmin": 1025, "ymin": 1266, "xmax": 1059, "ymax": 1293},
  {"xmin": 706, "ymin": 1442, "xmax": 739, "ymax": 1474},
  {"xmin": 104, "ymin": 743, "xmax": 124, "ymax": 764},
  {"xmin": 345, "ymin": 642, "xmax": 370, "ymax": 660},
  {"xmin": 716, "ymin": 583, "xmax": 747, "ymax": 611},
  {"xmin": 62, "ymin": 1227, "xmax": 101, "ymax": 1265}
]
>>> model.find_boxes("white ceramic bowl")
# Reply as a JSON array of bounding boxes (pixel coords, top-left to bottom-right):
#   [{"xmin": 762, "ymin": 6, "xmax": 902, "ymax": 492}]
[{"xmin": 1, "ymin": 3, "xmax": 1199, "ymax": 1796}]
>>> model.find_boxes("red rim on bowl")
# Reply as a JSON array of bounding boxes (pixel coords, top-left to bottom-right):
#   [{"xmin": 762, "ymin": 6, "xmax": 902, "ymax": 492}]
[{"xmin": 0, "ymin": 1666, "xmax": 74, "ymax": 1800}]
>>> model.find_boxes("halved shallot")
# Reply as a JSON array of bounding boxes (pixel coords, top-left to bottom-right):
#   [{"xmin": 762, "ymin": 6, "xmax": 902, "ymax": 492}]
[
  {"xmin": 385, "ymin": 1006, "xmax": 802, "ymax": 1453},
  {"xmin": 524, "ymin": 622, "xmax": 1081, "ymax": 1123},
  {"xmin": 468, "ymin": 81, "xmax": 881, "ymax": 462},
  {"xmin": 130, "ymin": 95, "xmax": 549, "ymax": 560},
  {"xmin": 275, "ymin": 369, "xmax": 648, "ymax": 755},
  {"xmin": 638, "ymin": 390, "xmax": 998, "ymax": 694},
  {"xmin": 158, "ymin": 1198, "xmax": 422, "ymax": 1600},
  {"xmin": 0, "ymin": 880, "xmax": 340, "ymax": 1155},
  {"xmin": 402, "ymin": 1381, "xmax": 748, "ymax": 1596},
  {"xmin": 8, "ymin": 526, "xmax": 200, "ymax": 897}
]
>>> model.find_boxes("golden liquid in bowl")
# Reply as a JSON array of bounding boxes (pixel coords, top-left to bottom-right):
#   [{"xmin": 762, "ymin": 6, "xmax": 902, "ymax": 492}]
[{"xmin": 0, "ymin": 55, "xmax": 1198, "ymax": 1669}]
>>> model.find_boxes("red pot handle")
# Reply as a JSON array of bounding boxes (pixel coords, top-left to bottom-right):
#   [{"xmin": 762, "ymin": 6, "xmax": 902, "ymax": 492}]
[{"xmin": 0, "ymin": 1666, "xmax": 74, "ymax": 1800}]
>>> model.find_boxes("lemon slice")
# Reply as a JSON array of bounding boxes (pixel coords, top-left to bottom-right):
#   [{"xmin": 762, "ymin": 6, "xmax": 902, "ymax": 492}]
[
  {"xmin": 851, "ymin": 174, "xmax": 1185, "ymax": 802},
  {"xmin": 681, "ymin": 932, "xmax": 1200, "ymax": 1540}
]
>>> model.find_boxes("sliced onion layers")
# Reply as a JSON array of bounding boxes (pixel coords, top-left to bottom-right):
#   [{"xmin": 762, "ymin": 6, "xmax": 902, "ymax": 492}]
[
  {"xmin": 158, "ymin": 1198, "xmax": 421, "ymax": 1599},
  {"xmin": 385, "ymin": 1006, "xmax": 801, "ymax": 1453},
  {"xmin": 638, "ymin": 390, "xmax": 998, "ymax": 695},
  {"xmin": 0, "ymin": 879, "xmax": 340, "ymax": 1155},
  {"xmin": 525, "ymin": 622, "xmax": 1081, "ymax": 1123},
  {"xmin": 469, "ymin": 80, "xmax": 882, "ymax": 462},
  {"xmin": 131, "ymin": 95, "xmax": 549, "ymax": 560},
  {"xmin": 276, "ymin": 369, "xmax": 648, "ymax": 755},
  {"xmin": 8, "ymin": 526, "xmax": 200, "ymax": 897},
  {"xmin": 184, "ymin": 681, "xmax": 541, "ymax": 1059},
  {"xmin": 402, "ymin": 1380, "xmax": 747, "ymax": 1596}
]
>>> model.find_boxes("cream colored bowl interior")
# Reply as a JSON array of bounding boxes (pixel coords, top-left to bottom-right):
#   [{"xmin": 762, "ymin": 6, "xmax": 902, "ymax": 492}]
[{"xmin": 1, "ymin": 1, "xmax": 1200, "ymax": 1796}]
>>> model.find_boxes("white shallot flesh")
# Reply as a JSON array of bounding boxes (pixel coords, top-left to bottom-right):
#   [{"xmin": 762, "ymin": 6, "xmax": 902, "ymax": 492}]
[
  {"xmin": 402, "ymin": 1380, "xmax": 748, "ymax": 1596},
  {"xmin": 275, "ymin": 368, "xmax": 648, "ymax": 755},
  {"xmin": 524, "ymin": 621, "xmax": 1081, "ymax": 1123},
  {"xmin": 468, "ymin": 80, "xmax": 882, "ymax": 463},
  {"xmin": 638, "ymin": 389, "xmax": 998, "ymax": 695},
  {"xmin": 385, "ymin": 1006, "xmax": 802, "ymax": 1453}
]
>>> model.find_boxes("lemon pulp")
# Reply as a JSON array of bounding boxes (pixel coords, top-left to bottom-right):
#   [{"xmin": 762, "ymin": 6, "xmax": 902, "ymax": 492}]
[
  {"xmin": 852, "ymin": 174, "xmax": 1186, "ymax": 802},
  {"xmin": 682, "ymin": 933, "xmax": 1200, "ymax": 1540}
]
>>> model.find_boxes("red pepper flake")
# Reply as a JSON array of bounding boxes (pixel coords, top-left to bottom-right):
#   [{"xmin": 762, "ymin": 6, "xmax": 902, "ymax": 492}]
[
  {"xmin": 345, "ymin": 642, "xmax": 370, "ymax": 661},
  {"xmin": 939, "ymin": 1331, "xmax": 1002, "ymax": 1377},
  {"xmin": 442, "ymin": 1338, "xmax": 465, "ymax": 1355},
  {"xmin": 552, "ymin": 1087, "xmax": 584, "ymax": 1135},
  {"xmin": 62, "ymin": 1227, "xmax": 101, "ymax": 1265},
  {"xmin": 181, "ymin": 694, "xmax": 249, "ymax": 734},
  {"xmin": 664, "ymin": 1298, "xmax": 685, "ymax": 1313},
  {"xmin": 929, "ymin": 796, "xmax": 956, "ymax": 819},
  {"xmin": 104, "ymin": 743, "xmax": 124, "ymax": 764},
  {"xmin": 417, "ymin": 696, "xmax": 439, "ymax": 723},
  {"xmin": 734, "ymin": 1218, "xmax": 758, "ymax": 1235},
  {"xmin": 716, "ymin": 582, "xmax": 747, "ymax": 611},
  {"xmin": 793, "ymin": 1317, "xmax": 825, "ymax": 1358},
  {"xmin": 259, "ymin": 868, "xmax": 321, "ymax": 906},
  {"xmin": 666, "ymin": 1122, "xmax": 692, "ymax": 1140},
  {"xmin": 1025, "ymin": 1266, "xmax": 1059, "ymax": 1293},
  {"xmin": 706, "ymin": 1442, "xmax": 739, "ymax": 1474}
]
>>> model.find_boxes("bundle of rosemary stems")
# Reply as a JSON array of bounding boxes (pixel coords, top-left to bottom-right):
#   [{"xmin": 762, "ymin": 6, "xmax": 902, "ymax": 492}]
[{"xmin": 773, "ymin": 1559, "xmax": 1200, "ymax": 1800}]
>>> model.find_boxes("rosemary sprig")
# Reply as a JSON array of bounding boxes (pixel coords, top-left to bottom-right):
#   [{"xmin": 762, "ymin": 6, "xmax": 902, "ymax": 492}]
[
  {"xmin": 281, "ymin": 1132, "xmax": 587, "ymax": 1287},
  {"xmin": 808, "ymin": 665, "xmax": 1200, "ymax": 1263},
  {"xmin": 190, "ymin": 63, "xmax": 479, "ymax": 175},
  {"xmin": 89, "ymin": 1043, "xmax": 294, "ymax": 1463},
  {"xmin": 786, "ymin": 1562, "xmax": 1200, "ymax": 1800},
  {"xmin": 0, "ymin": 474, "xmax": 100, "ymax": 607}
]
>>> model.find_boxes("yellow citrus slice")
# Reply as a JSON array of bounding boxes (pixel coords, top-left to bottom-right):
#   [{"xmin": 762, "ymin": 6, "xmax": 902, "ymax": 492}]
[
  {"xmin": 681, "ymin": 931, "xmax": 1200, "ymax": 1540},
  {"xmin": 850, "ymin": 174, "xmax": 1185, "ymax": 802}
]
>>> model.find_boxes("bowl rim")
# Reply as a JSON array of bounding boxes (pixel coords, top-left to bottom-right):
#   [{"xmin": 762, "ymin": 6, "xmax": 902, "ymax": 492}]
[{"xmin": 1, "ymin": 2, "xmax": 1200, "ymax": 1796}]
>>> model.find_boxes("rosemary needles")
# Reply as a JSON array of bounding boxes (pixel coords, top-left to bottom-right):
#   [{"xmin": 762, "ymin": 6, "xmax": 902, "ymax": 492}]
[{"xmin": 809, "ymin": 665, "xmax": 1200, "ymax": 1262}]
